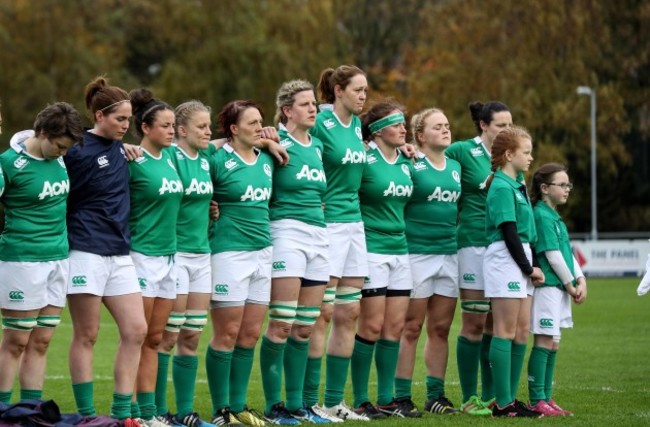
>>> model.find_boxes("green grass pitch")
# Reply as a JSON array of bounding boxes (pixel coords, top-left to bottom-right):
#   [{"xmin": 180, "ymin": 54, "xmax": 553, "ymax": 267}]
[{"xmin": 5, "ymin": 277, "xmax": 649, "ymax": 426}]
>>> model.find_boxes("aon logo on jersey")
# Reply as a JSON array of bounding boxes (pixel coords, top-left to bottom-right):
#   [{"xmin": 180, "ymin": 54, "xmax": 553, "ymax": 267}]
[
  {"xmin": 427, "ymin": 187, "xmax": 460, "ymax": 202},
  {"xmin": 240, "ymin": 185, "xmax": 271, "ymax": 201},
  {"xmin": 38, "ymin": 180, "xmax": 70, "ymax": 200},
  {"xmin": 341, "ymin": 148, "xmax": 366, "ymax": 164},
  {"xmin": 159, "ymin": 178, "xmax": 184, "ymax": 195},
  {"xmin": 383, "ymin": 181, "xmax": 413, "ymax": 197},
  {"xmin": 185, "ymin": 179, "xmax": 213, "ymax": 195},
  {"xmin": 296, "ymin": 165, "xmax": 326, "ymax": 182}
]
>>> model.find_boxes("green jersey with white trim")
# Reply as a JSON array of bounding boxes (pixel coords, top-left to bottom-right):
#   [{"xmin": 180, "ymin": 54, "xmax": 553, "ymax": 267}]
[
  {"xmin": 168, "ymin": 145, "xmax": 213, "ymax": 253},
  {"xmin": 405, "ymin": 153, "xmax": 462, "ymax": 255},
  {"xmin": 445, "ymin": 137, "xmax": 491, "ymax": 248},
  {"xmin": 534, "ymin": 201, "xmax": 575, "ymax": 289},
  {"xmin": 128, "ymin": 148, "xmax": 183, "ymax": 256},
  {"xmin": 270, "ymin": 128, "xmax": 326, "ymax": 227},
  {"xmin": 485, "ymin": 169, "xmax": 537, "ymax": 244},
  {"xmin": 209, "ymin": 144, "xmax": 273, "ymax": 253},
  {"xmin": 311, "ymin": 110, "xmax": 366, "ymax": 223},
  {"xmin": 359, "ymin": 142, "xmax": 413, "ymax": 255},
  {"xmin": 0, "ymin": 163, "xmax": 4, "ymax": 198},
  {"xmin": 0, "ymin": 144, "xmax": 69, "ymax": 261}
]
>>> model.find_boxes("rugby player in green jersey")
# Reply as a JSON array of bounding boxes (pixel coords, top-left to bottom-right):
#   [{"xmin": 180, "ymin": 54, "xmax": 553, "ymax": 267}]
[
  {"xmin": 445, "ymin": 101, "xmax": 512, "ymax": 415},
  {"xmin": 306, "ymin": 66, "xmax": 370, "ymax": 422},
  {"xmin": 154, "ymin": 101, "xmax": 216, "ymax": 427},
  {"xmin": 351, "ymin": 101, "xmax": 413, "ymax": 420},
  {"xmin": 0, "ymin": 103, "xmax": 83, "ymax": 404},
  {"xmin": 483, "ymin": 126, "xmax": 543, "ymax": 418},
  {"xmin": 526, "ymin": 163, "xmax": 586, "ymax": 416},
  {"xmin": 206, "ymin": 101, "xmax": 273, "ymax": 427},
  {"xmin": 393, "ymin": 108, "xmax": 462, "ymax": 416},
  {"xmin": 128, "ymin": 89, "xmax": 183, "ymax": 427}
]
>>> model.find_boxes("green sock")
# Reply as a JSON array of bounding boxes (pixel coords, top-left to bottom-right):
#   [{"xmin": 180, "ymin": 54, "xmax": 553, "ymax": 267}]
[
  {"xmin": 0, "ymin": 390, "xmax": 11, "ymax": 403},
  {"xmin": 206, "ymin": 345, "xmax": 233, "ymax": 414},
  {"xmin": 480, "ymin": 334, "xmax": 494, "ymax": 401},
  {"xmin": 284, "ymin": 337, "xmax": 310, "ymax": 412},
  {"xmin": 110, "ymin": 392, "xmax": 133, "ymax": 420},
  {"xmin": 231, "ymin": 346, "xmax": 255, "ymax": 413},
  {"xmin": 324, "ymin": 354, "xmax": 351, "ymax": 408},
  {"xmin": 375, "ymin": 339, "xmax": 399, "ymax": 406},
  {"xmin": 527, "ymin": 346, "xmax": 550, "ymax": 405},
  {"xmin": 303, "ymin": 357, "xmax": 322, "ymax": 407},
  {"xmin": 20, "ymin": 389, "xmax": 42, "ymax": 401},
  {"xmin": 489, "ymin": 337, "xmax": 512, "ymax": 408},
  {"xmin": 426, "ymin": 376, "xmax": 445, "ymax": 400},
  {"xmin": 155, "ymin": 352, "xmax": 171, "ymax": 416},
  {"xmin": 394, "ymin": 377, "xmax": 412, "ymax": 400},
  {"xmin": 131, "ymin": 401, "xmax": 141, "ymax": 418},
  {"xmin": 72, "ymin": 382, "xmax": 96, "ymax": 416},
  {"xmin": 456, "ymin": 336, "xmax": 481, "ymax": 402},
  {"xmin": 137, "ymin": 391, "xmax": 156, "ymax": 419},
  {"xmin": 350, "ymin": 337, "xmax": 375, "ymax": 408},
  {"xmin": 510, "ymin": 342, "xmax": 527, "ymax": 402},
  {"xmin": 173, "ymin": 355, "xmax": 199, "ymax": 418},
  {"xmin": 260, "ymin": 336, "xmax": 286, "ymax": 414},
  {"xmin": 545, "ymin": 350, "xmax": 558, "ymax": 401}
]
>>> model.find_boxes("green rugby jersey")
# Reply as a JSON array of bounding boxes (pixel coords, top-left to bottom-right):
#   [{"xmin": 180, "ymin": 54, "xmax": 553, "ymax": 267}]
[
  {"xmin": 485, "ymin": 169, "xmax": 537, "ymax": 245},
  {"xmin": 405, "ymin": 153, "xmax": 462, "ymax": 255},
  {"xmin": 445, "ymin": 137, "xmax": 491, "ymax": 248},
  {"xmin": 359, "ymin": 142, "xmax": 413, "ymax": 255},
  {"xmin": 534, "ymin": 201, "xmax": 575, "ymax": 289},
  {"xmin": 270, "ymin": 128, "xmax": 326, "ymax": 227},
  {"xmin": 311, "ymin": 109, "xmax": 366, "ymax": 223},
  {"xmin": 0, "ymin": 144, "xmax": 69, "ymax": 261},
  {"xmin": 209, "ymin": 144, "xmax": 273, "ymax": 253},
  {"xmin": 128, "ymin": 148, "xmax": 183, "ymax": 256},
  {"xmin": 168, "ymin": 145, "xmax": 213, "ymax": 253}
]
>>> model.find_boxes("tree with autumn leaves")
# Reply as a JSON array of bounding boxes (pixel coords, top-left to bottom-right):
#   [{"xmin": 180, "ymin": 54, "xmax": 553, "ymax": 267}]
[{"xmin": 0, "ymin": 0, "xmax": 647, "ymax": 232}]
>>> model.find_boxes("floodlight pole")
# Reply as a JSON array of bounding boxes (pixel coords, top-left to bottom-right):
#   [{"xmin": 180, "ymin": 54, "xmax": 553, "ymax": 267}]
[{"xmin": 577, "ymin": 86, "xmax": 597, "ymax": 241}]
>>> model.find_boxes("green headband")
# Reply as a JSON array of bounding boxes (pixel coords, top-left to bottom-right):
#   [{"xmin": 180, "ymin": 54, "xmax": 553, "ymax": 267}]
[{"xmin": 368, "ymin": 112, "xmax": 405, "ymax": 133}]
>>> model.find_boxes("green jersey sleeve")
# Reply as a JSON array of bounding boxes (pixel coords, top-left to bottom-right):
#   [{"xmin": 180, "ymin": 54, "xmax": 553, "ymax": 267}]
[
  {"xmin": 534, "ymin": 202, "xmax": 575, "ymax": 288},
  {"xmin": 128, "ymin": 149, "xmax": 184, "ymax": 256},
  {"xmin": 0, "ymin": 146, "xmax": 70, "ymax": 261},
  {"xmin": 209, "ymin": 145, "xmax": 273, "ymax": 253},
  {"xmin": 312, "ymin": 110, "xmax": 366, "ymax": 223}
]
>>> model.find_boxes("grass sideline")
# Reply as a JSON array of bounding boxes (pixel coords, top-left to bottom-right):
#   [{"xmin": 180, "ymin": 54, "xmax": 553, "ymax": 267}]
[{"xmin": 3, "ymin": 277, "xmax": 648, "ymax": 426}]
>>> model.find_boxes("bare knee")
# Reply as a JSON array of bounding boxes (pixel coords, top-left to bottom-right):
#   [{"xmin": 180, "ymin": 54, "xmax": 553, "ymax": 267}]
[
  {"xmin": 318, "ymin": 303, "xmax": 334, "ymax": 325},
  {"xmin": 237, "ymin": 322, "xmax": 263, "ymax": 348},
  {"xmin": 266, "ymin": 321, "xmax": 291, "ymax": 342},
  {"xmin": 291, "ymin": 324, "xmax": 314, "ymax": 341},
  {"xmin": 26, "ymin": 333, "xmax": 53, "ymax": 356},
  {"xmin": 159, "ymin": 332, "xmax": 178, "ymax": 353},
  {"xmin": 460, "ymin": 313, "xmax": 486, "ymax": 339},
  {"xmin": 402, "ymin": 319, "xmax": 423, "ymax": 343},
  {"xmin": 177, "ymin": 331, "xmax": 200, "ymax": 354},
  {"xmin": 1, "ymin": 337, "xmax": 28, "ymax": 358},
  {"xmin": 429, "ymin": 321, "xmax": 452, "ymax": 341},
  {"xmin": 121, "ymin": 320, "xmax": 147, "ymax": 347},
  {"xmin": 333, "ymin": 303, "xmax": 360, "ymax": 327}
]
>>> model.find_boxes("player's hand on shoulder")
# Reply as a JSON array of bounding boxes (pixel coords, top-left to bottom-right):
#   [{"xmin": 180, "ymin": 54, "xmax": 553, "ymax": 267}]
[
  {"xmin": 399, "ymin": 143, "xmax": 417, "ymax": 159},
  {"xmin": 123, "ymin": 143, "xmax": 142, "ymax": 161}
]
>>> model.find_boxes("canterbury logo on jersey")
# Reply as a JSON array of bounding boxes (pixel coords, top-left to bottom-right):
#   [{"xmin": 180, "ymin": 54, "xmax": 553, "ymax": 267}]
[
  {"xmin": 296, "ymin": 165, "xmax": 326, "ymax": 182},
  {"xmin": 240, "ymin": 185, "xmax": 271, "ymax": 201},
  {"xmin": 272, "ymin": 261, "xmax": 286, "ymax": 271},
  {"xmin": 280, "ymin": 138, "xmax": 293, "ymax": 148},
  {"xmin": 539, "ymin": 318, "xmax": 554, "ymax": 328},
  {"xmin": 383, "ymin": 181, "xmax": 413, "ymax": 197},
  {"xmin": 159, "ymin": 178, "xmax": 184, "ymax": 195},
  {"xmin": 13, "ymin": 156, "xmax": 28, "ymax": 170},
  {"xmin": 185, "ymin": 179, "xmax": 213, "ymax": 195},
  {"xmin": 323, "ymin": 119, "xmax": 336, "ymax": 129},
  {"xmin": 427, "ymin": 187, "xmax": 460, "ymax": 203},
  {"xmin": 367, "ymin": 154, "xmax": 377, "ymax": 164},
  {"xmin": 225, "ymin": 159, "xmax": 238, "ymax": 170},
  {"xmin": 38, "ymin": 180, "xmax": 70, "ymax": 200},
  {"xmin": 97, "ymin": 155, "xmax": 109, "ymax": 168},
  {"xmin": 8, "ymin": 290, "xmax": 24, "ymax": 301},
  {"xmin": 470, "ymin": 147, "xmax": 484, "ymax": 157},
  {"xmin": 507, "ymin": 281, "xmax": 521, "ymax": 291},
  {"xmin": 214, "ymin": 284, "xmax": 229, "ymax": 295},
  {"xmin": 341, "ymin": 148, "xmax": 365, "ymax": 164},
  {"xmin": 71, "ymin": 276, "xmax": 87, "ymax": 286},
  {"xmin": 413, "ymin": 161, "xmax": 426, "ymax": 171}
]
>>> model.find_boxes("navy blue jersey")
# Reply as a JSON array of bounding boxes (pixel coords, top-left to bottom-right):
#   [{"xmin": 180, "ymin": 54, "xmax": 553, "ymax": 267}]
[{"xmin": 64, "ymin": 131, "xmax": 131, "ymax": 255}]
